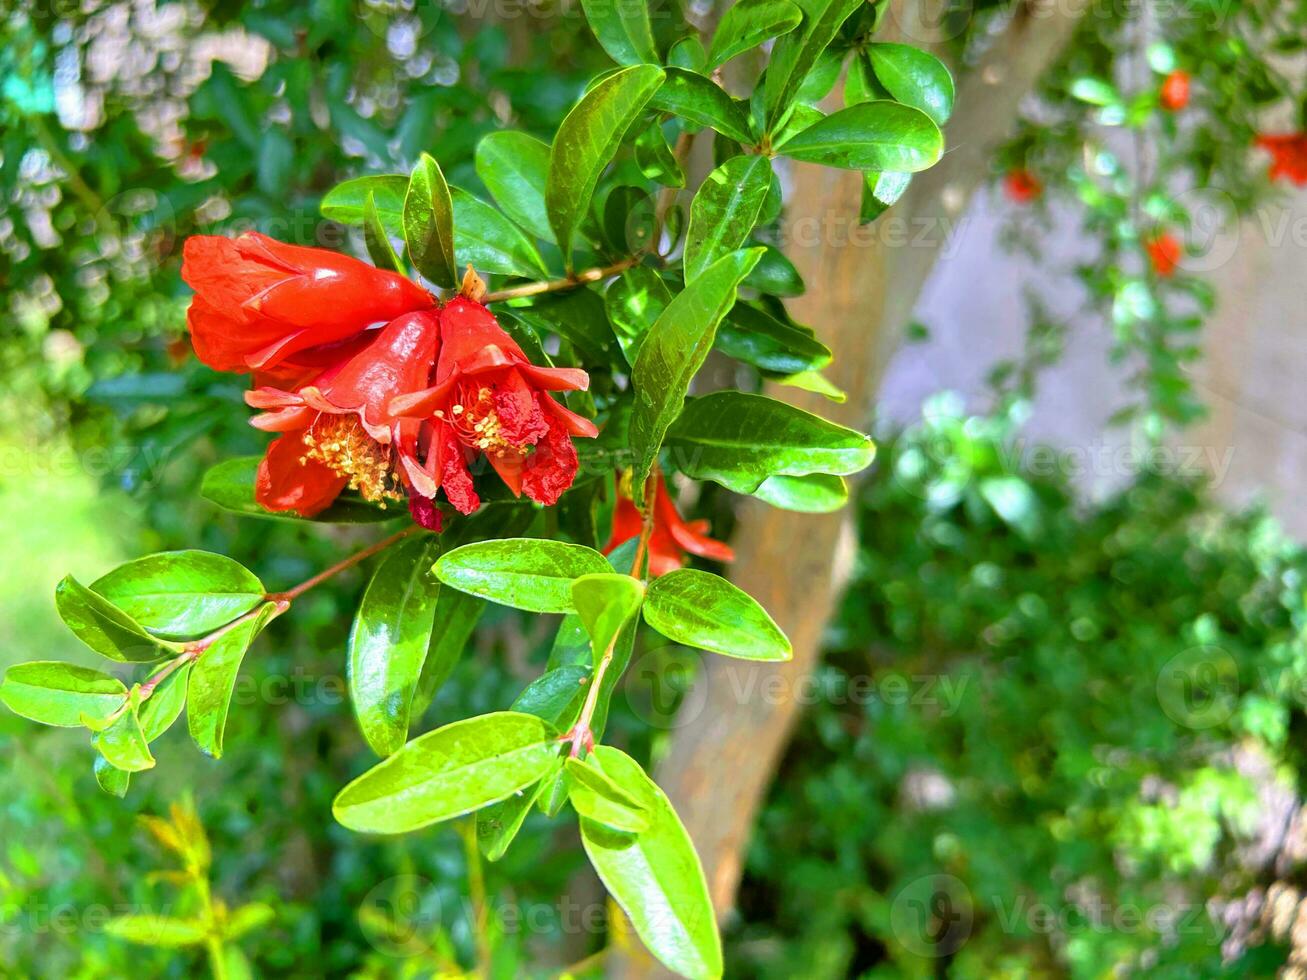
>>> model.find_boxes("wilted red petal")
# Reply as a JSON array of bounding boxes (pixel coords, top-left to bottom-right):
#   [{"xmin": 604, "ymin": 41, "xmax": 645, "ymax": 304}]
[
  {"xmin": 255, "ymin": 432, "xmax": 347, "ymax": 516},
  {"xmin": 521, "ymin": 418, "xmax": 579, "ymax": 507}
]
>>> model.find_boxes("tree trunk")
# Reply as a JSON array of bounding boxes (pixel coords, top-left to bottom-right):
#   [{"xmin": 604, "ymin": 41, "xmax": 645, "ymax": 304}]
[{"xmin": 620, "ymin": 7, "xmax": 1091, "ymax": 972}]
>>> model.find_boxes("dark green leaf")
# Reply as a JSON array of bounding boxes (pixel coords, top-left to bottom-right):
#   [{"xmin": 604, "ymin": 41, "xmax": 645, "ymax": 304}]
[
  {"xmin": 476, "ymin": 131, "xmax": 554, "ymax": 242},
  {"xmin": 635, "ymin": 123, "xmax": 685, "ymax": 187},
  {"xmin": 708, "ymin": 0, "xmax": 802, "ymax": 69},
  {"xmin": 683, "ymin": 156, "xmax": 773, "ymax": 282},
  {"xmin": 435, "ymin": 539, "xmax": 612, "ymax": 613},
  {"xmin": 605, "ymin": 266, "xmax": 671, "ymax": 365},
  {"xmin": 743, "ymin": 244, "xmax": 805, "ymax": 297},
  {"xmin": 869, "ymin": 42, "xmax": 955, "ymax": 125},
  {"xmin": 1, "ymin": 662, "xmax": 127, "ymax": 728},
  {"xmin": 717, "ymin": 303, "xmax": 830, "ymax": 376},
  {"xmin": 55, "ymin": 576, "xmax": 179, "ymax": 663},
  {"xmin": 777, "ymin": 101, "xmax": 943, "ymax": 172},
  {"xmin": 651, "ymin": 68, "xmax": 754, "ymax": 144},
  {"xmin": 581, "ymin": 0, "xmax": 658, "ymax": 65},
  {"xmin": 404, "ymin": 153, "xmax": 457, "ymax": 289},
  {"xmin": 762, "ymin": 0, "xmax": 863, "ymax": 131},
  {"xmin": 91, "ymin": 551, "xmax": 264, "ymax": 640},
  {"xmin": 452, "ymin": 188, "xmax": 550, "ymax": 278},
  {"xmin": 644, "ymin": 568, "xmax": 791, "ymax": 661},
  {"xmin": 187, "ymin": 602, "xmax": 278, "ymax": 759},
  {"xmin": 412, "ymin": 588, "xmax": 484, "ymax": 716}
]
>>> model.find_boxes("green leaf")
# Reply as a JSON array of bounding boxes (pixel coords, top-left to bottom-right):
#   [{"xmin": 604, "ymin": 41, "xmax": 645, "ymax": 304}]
[
  {"xmin": 1070, "ymin": 76, "xmax": 1119, "ymax": 106},
  {"xmin": 743, "ymin": 244, "xmax": 805, "ymax": 297},
  {"xmin": 566, "ymin": 756, "xmax": 650, "ymax": 832},
  {"xmin": 861, "ymin": 170, "xmax": 913, "ymax": 223},
  {"xmin": 778, "ymin": 368, "xmax": 845, "ymax": 401},
  {"xmin": 139, "ymin": 662, "xmax": 191, "ymax": 742},
  {"xmin": 187, "ymin": 602, "xmax": 277, "ymax": 759},
  {"xmin": 94, "ymin": 755, "xmax": 130, "ymax": 798},
  {"xmin": 777, "ymin": 101, "xmax": 943, "ymax": 172},
  {"xmin": 606, "ymin": 266, "xmax": 671, "ymax": 365},
  {"xmin": 629, "ymin": 248, "xmax": 764, "ymax": 503},
  {"xmin": 581, "ymin": 0, "xmax": 658, "ymax": 65},
  {"xmin": 200, "ymin": 456, "xmax": 396, "ymax": 523},
  {"xmin": 752, "ymin": 473, "xmax": 848, "ymax": 512},
  {"xmin": 579, "ymin": 746, "xmax": 722, "ymax": 979},
  {"xmin": 104, "ymin": 915, "xmax": 208, "ymax": 948},
  {"xmin": 349, "ymin": 535, "xmax": 442, "ymax": 758},
  {"xmin": 666, "ymin": 391, "xmax": 874, "ymax": 493},
  {"xmin": 55, "ymin": 576, "xmax": 179, "ymax": 663},
  {"xmin": 225, "ymin": 903, "xmax": 275, "ymax": 940},
  {"xmin": 571, "ymin": 573, "xmax": 645, "ymax": 658},
  {"xmin": 547, "ymin": 65, "xmax": 666, "ymax": 265},
  {"xmin": 363, "ymin": 191, "xmax": 405, "ymax": 274},
  {"xmin": 762, "ymin": 0, "xmax": 863, "ymax": 131},
  {"xmin": 412, "ymin": 588, "xmax": 484, "ymax": 716},
  {"xmin": 1, "ymin": 662, "xmax": 127, "ymax": 728},
  {"xmin": 404, "ymin": 152, "xmax": 457, "ymax": 289},
  {"xmin": 475, "ymin": 131, "xmax": 554, "ymax": 242},
  {"xmin": 635, "ymin": 123, "xmax": 685, "ymax": 187},
  {"xmin": 644, "ymin": 568, "xmax": 791, "ymax": 661},
  {"xmin": 651, "ymin": 68, "xmax": 754, "ymax": 144},
  {"xmin": 92, "ymin": 693, "xmax": 155, "ymax": 773},
  {"xmin": 683, "ymin": 156, "xmax": 773, "ymax": 283},
  {"xmin": 868, "ymin": 42, "xmax": 955, "ymax": 126},
  {"xmin": 451, "ymin": 188, "xmax": 550, "ymax": 279},
  {"xmin": 333, "ymin": 711, "xmax": 561, "ymax": 834},
  {"xmin": 320, "ymin": 174, "xmax": 408, "ymax": 233},
  {"xmin": 716, "ymin": 303, "xmax": 830, "ymax": 375},
  {"xmin": 435, "ymin": 539, "xmax": 611, "ymax": 613},
  {"xmin": 91, "ymin": 551, "xmax": 265, "ymax": 640},
  {"xmin": 708, "ymin": 0, "xmax": 802, "ymax": 69},
  {"xmin": 668, "ymin": 36, "xmax": 708, "ymax": 72}
]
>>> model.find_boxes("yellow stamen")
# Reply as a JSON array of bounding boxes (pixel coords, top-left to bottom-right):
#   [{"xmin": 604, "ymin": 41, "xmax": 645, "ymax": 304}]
[{"xmin": 302, "ymin": 415, "xmax": 403, "ymax": 503}]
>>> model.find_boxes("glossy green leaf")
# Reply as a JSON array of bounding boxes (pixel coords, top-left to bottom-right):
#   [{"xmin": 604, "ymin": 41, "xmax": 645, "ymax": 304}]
[
  {"xmin": 333, "ymin": 711, "xmax": 561, "ymax": 834},
  {"xmin": 92, "ymin": 693, "xmax": 155, "ymax": 773},
  {"xmin": 187, "ymin": 602, "xmax": 277, "ymax": 759},
  {"xmin": 404, "ymin": 152, "xmax": 457, "ymax": 289},
  {"xmin": 666, "ymin": 391, "xmax": 874, "ymax": 493},
  {"xmin": 547, "ymin": 65, "xmax": 666, "ymax": 264},
  {"xmin": 91, "ymin": 551, "xmax": 264, "ymax": 640},
  {"xmin": 475, "ymin": 131, "xmax": 554, "ymax": 242},
  {"xmin": 708, "ymin": 0, "xmax": 802, "ymax": 69},
  {"xmin": 349, "ymin": 535, "xmax": 442, "ymax": 758},
  {"xmin": 200, "ymin": 456, "xmax": 397, "ymax": 523},
  {"xmin": 629, "ymin": 248, "xmax": 764, "ymax": 503},
  {"xmin": 94, "ymin": 755, "xmax": 130, "ymax": 797},
  {"xmin": 869, "ymin": 42, "xmax": 955, "ymax": 125},
  {"xmin": 668, "ymin": 36, "xmax": 708, "ymax": 72},
  {"xmin": 777, "ymin": 101, "xmax": 943, "ymax": 172},
  {"xmin": 452, "ymin": 188, "xmax": 550, "ymax": 278},
  {"xmin": 683, "ymin": 156, "xmax": 773, "ymax": 283},
  {"xmin": 566, "ymin": 756, "xmax": 650, "ymax": 832},
  {"xmin": 606, "ymin": 266, "xmax": 671, "ymax": 365},
  {"xmin": 412, "ymin": 587, "xmax": 485, "ymax": 716},
  {"xmin": 1, "ymin": 662, "xmax": 127, "ymax": 728},
  {"xmin": 635, "ymin": 123, "xmax": 685, "ymax": 187},
  {"xmin": 581, "ymin": 0, "xmax": 658, "ymax": 65},
  {"xmin": 435, "ymin": 539, "xmax": 611, "ymax": 613},
  {"xmin": 363, "ymin": 191, "xmax": 405, "ymax": 274},
  {"xmin": 651, "ymin": 68, "xmax": 754, "ymax": 144},
  {"xmin": 752, "ymin": 473, "xmax": 848, "ymax": 512},
  {"xmin": 571, "ymin": 573, "xmax": 645, "ymax": 660},
  {"xmin": 320, "ymin": 174, "xmax": 408, "ymax": 233},
  {"xmin": 477, "ymin": 761, "xmax": 560, "ymax": 862},
  {"xmin": 778, "ymin": 368, "xmax": 846, "ymax": 401},
  {"xmin": 104, "ymin": 915, "xmax": 208, "ymax": 948},
  {"xmin": 762, "ymin": 0, "xmax": 863, "ymax": 131},
  {"xmin": 139, "ymin": 662, "xmax": 191, "ymax": 741},
  {"xmin": 55, "ymin": 576, "xmax": 179, "ymax": 663},
  {"xmin": 579, "ymin": 746, "xmax": 722, "ymax": 979},
  {"xmin": 861, "ymin": 170, "xmax": 913, "ymax": 223},
  {"xmin": 644, "ymin": 568, "xmax": 791, "ymax": 661},
  {"xmin": 743, "ymin": 244, "xmax": 805, "ymax": 297},
  {"xmin": 716, "ymin": 303, "xmax": 830, "ymax": 375}
]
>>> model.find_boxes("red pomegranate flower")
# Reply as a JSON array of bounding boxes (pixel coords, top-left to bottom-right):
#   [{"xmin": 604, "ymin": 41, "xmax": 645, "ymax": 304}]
[
  {"xmin": 1256, "ymin": 134, "xmax": 1307, "ymax": 186},
  {"xmin": 603, "ymin": 472, "xmax": 734, "ymax": 578},
  {"xmin": 1146, "ymin": 232, "xmax": 1182, "ymax": 278},
  {"xmin": 1004, "ymin": 169, "xmax": 1042, "ymax": 205},
  {"xmin": 245, "ymin": 310, "xmax": 441, "ymax": 519},
  {"xmin": 389, "ymin": 297, "xmax": 597, "ymax": 514},
  {"xmin": 182, "ymin": 232, "xmax": 433, "ymax": 374},
  {"xmin": 1160, "ymin": 70, "xmax": 1190, "ymax": 111}
]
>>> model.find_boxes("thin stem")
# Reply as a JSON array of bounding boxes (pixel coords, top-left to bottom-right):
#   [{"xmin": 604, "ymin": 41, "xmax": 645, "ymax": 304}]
[
  {"xmin": 460, "ymin": 818, "xmax": 492, "ymax": 976},
  {"xmin": 482, "ymin": 257, "xmax": 640, "ymax": 304},
  {"xmin": 564, "ymin": 631, "xmax": 621, "ymax": 758},
  {"xmin": 267, "ymin": 526, "xmax": 422, "ymax": 603},
  {"xmin": 629, "ymin": 471, "xmax": 659, "ymax": 582}
]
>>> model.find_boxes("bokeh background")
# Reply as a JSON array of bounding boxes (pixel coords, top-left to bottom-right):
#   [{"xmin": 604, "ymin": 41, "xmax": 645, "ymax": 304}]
[{"xmin": 4, "ymin": 1, "xmax": 1307, "ymax": 977}]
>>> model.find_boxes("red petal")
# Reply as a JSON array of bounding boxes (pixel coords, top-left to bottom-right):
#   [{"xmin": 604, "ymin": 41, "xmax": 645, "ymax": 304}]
[
  {"xmin": 603, "ymin": 495, "xmax": 644, "ymax": 555},
  {"xmin": 521, "ymin": 417, "xmax": 579, "ymax": 507},
  {"xmin": 436, "ymin": 426, "xmax": 480, "ymax": 514},
  {"xmin": 255, "ymin": 433, "xmax": 346, "ymax": 516},
  {"xmin": 435, "ymin": 297, "xmax": 527, "ymax": 383}
]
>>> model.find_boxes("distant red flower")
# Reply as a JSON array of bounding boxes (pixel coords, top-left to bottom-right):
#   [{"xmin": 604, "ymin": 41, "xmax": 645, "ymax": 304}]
[
  {"xmin": 603, "ymin": 472, "xmax": 734, "ymax": 578},
  {"xmin": 389, "ymin": 297, "xmax": 597, "ymax": 514},
  {"xmin": 181, "ymin": 232, "xmax": 433, "ymax": 374},
  {"xmin": 245, "ymin": 310, "xmax": 441, "ymax": 518},
  {"xmin": 1004, "ymin": 169, "xmax": 1042, "ymax": 204},
  {"xmin": 1256, "ymin": 134, "xmax": 1307, "ymax": 186},
  {"xmin": 1160, "ymin": 70, "xmax": 1190, "ymax": 111},
  {"xmin": 1146, "ymin": 232, "xmax": 1182, "ymax": 278}
]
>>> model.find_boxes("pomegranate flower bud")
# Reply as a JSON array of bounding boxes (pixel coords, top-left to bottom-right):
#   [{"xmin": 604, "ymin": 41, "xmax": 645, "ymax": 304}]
[
  {"xmin": 603, "ymin": 472, "xmax": 734, "ymax": 578},
  {"xmin": 182, "ymin": 232, "xmax": 433, "ymax": 374},
  {"xmin": 1256, "ymin": 133, "xmax": 1307, "ymax": 187}
]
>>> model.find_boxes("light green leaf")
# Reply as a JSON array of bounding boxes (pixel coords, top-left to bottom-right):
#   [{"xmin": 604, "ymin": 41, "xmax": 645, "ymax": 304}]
[
  {"xmin": 452, "ymin": 188, "xmax": 550, "ymax": 278},
  {"xmin": 1, "ymin": 662, "xmax": 127, "ymax": 728},
  {"xmin": 581, "ymin": 0, "xmax": 658, "ymax": 65},
  {"xmin": 91, "ymin": 551, "xmax": 264, "ymax": 640},
  {"xmin": 94, "ymin": 755, "xmax": 130, "ymax": 797},
  {"xmin": 320, "ymin": 174, "xmax": 408, "ymax": 233},
  {"xmin": 778, "ymin": 368, "xmax": 846, "ymax": 402},
  {"xmin": 869, "ymin": 42, "xmax": 955, "ymax": 126},
  {"xmin": 606, "ymin": 266, "xmax": 671, "ymax": 365},
  {"xmin": 683, "ymin": 156, "xmax": 773, "ymax": 283},
  {"xmin": 762, "ymin": 0, "xmax": 863, "ymax": 131},
  {"xmin": 476, "ymin": 131, "xmax": 555, "ymax": 242},
  {"xmin": 566, "ymin": 756, "xmax": 650, "ymax": 832},
  {"xmin": 666, "ymin": 391, "xmax": 873, "ymax": 493},
  {"xmin": 404, "ymin": 152, "xmax": 457, "ymax": 289},
  {"xmin": 435, "ymin": 539, "xmax": 611, "ymax": 613},
  {"xmin": 571, "ymin": 573, "xmax": 645, "ymax": 659},
  {"xmin": 777, "ymin": 101, "xmax": 943, "ymax": 172},
  {"xmin": 629, "ymin": 248, "xmax": 764, "ymax": 503},
  {"xmin": 861, "ymin": 170, "xmax": 913, "ymax": 223},
  {"xmin": 349, "ymin": 535, "xmax": 442, "ymax": 758},
  {"xmin": 201, "ymin": 456, "xmax": 397, "ymax": 523},
  {"xmin": 187, "ymin": 602, "xmax": 277, "ymax": 759},
  {"xmin": 644, "ymin": 568, "xmax": 790, "ymax": 661},
  {"xmin": 104, "ymin": 915, "xmax": 208, "ymax": 948},
  {"xmin": 752, "ymin": 473, "xmax": 848, "ymax": 512},
  {"xmin": 708, "ymin": 0, "xmax": 802, "ymax": 69},
  {"xmin": 651, "ymin": 68, "xmax": 754, "ymax": 144},
  {"xmin": 92, "ymin": 692, "xmax": 155, "ymax": 773},
  {"xmin": 580, "ymin": 746, "xmax": 722, "ymax": 979},
  {"xmin": 55, "ymin": 576, "xmax": 180, "ymax": 663},
  {"xmin": 547, "ymin": 65, "xmax": 666, "ymax": 265},
  {"xmin": 139, "ymin": 662, "xmax": 191, "ymax": 741},
  {"xmin": 363, "ymin": 191, "xmax": 405, "ymax": 274},
  {"xmin": 224, "ymin": 903, "xmax": 275, "ymax": 940},
  {"xmin": 333, "ymin": 711, "xmax": 561, "ymax": 834}
]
